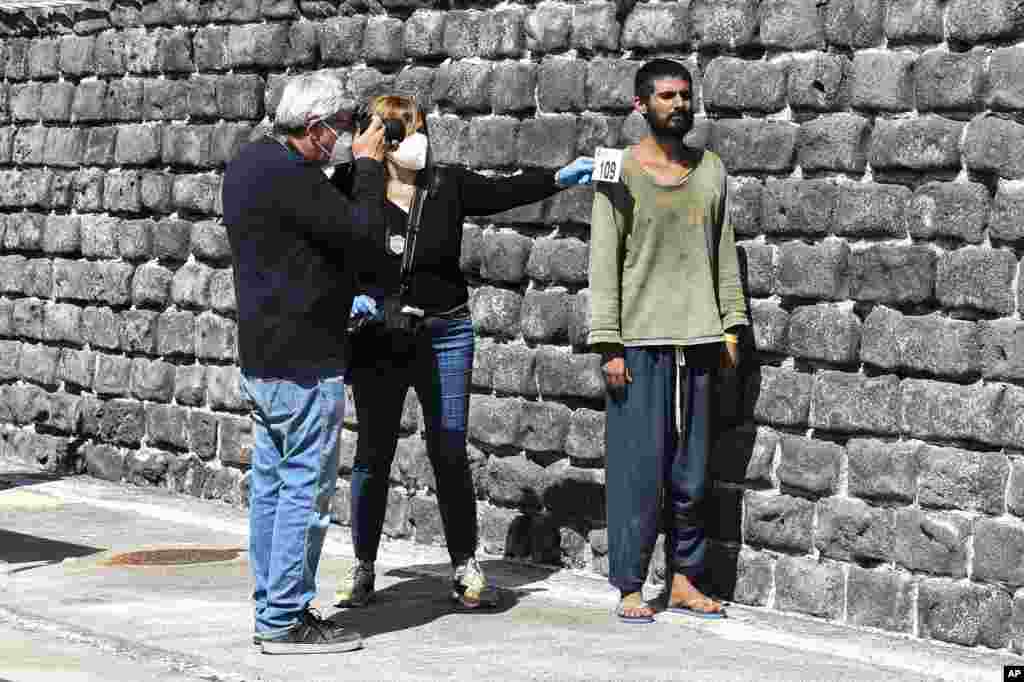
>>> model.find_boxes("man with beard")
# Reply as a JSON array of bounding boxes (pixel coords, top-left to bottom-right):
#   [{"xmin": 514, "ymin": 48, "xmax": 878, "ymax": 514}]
[{"xmin": 588, "ymin": 59, "xmax": 748, "ymax": 624}]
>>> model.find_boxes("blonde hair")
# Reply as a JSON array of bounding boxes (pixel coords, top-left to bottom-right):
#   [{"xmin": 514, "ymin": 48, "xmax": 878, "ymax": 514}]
[{"xmin": 369, "ymin": 95, "xmax": 425, "ymax": 139}]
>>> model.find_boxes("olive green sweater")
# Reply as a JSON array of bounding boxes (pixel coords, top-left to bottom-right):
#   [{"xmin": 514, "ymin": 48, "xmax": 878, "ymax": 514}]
[{"xmin": 588, "ymin": 148, "xmax": 748, "ymax": 349}]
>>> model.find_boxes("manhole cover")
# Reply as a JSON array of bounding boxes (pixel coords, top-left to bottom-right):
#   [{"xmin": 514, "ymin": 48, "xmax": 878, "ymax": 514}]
[{"xmin": 105, "ymin": 548, "xmax": 242, "ymax": 566}]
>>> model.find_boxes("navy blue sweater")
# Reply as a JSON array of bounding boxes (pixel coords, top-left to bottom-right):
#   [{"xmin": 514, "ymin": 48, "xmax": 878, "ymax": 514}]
[{"xmin": 222, "ymin": 138, "xmax": 386, "ymax": 379}]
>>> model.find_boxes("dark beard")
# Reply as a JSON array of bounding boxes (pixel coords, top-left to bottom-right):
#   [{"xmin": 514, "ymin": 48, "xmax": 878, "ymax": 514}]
[{"xmin": 646, "ymin": 110, "xmax": 693, "ymax": 139}]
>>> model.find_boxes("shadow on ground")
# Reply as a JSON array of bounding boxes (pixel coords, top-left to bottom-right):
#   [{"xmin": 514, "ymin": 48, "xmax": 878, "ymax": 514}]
[
  {"xmin": 328, "ymin": 559, "xmax": 557, "ymax": 639},
  {"xmin": 0, "ymin": 471, "xmax": 63, "ymax": 493},
  {"xmin": 0, "ymin": 529, "xmax": 103, "ymax": 566}
]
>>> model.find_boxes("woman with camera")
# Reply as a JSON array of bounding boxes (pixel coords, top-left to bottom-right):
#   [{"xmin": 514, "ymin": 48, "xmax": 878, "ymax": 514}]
[{"xmin": 337, "ymin": 94, "xmax": 594, "ymax": 610}]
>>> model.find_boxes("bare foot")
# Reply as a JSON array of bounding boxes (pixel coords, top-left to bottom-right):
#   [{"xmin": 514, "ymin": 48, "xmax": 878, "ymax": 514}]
[
  {"xmin": 619, "ymin": 591, "xmax": 655, "ymax": 620},
  {"xmin": 668, "ymin": 574, "xmax": 724, "ymax": 615}
]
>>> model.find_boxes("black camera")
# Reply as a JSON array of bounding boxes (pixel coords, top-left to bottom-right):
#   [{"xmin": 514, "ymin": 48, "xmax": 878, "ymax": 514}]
[{"xmin": 353, "ymin": 105, "xmax": 405, "ymax": 145}]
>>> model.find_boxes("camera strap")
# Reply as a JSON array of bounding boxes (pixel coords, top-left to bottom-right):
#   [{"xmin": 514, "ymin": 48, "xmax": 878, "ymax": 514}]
[{"xmin": 397, "ymin": 185, "xmax": 426, "ymax": 299}]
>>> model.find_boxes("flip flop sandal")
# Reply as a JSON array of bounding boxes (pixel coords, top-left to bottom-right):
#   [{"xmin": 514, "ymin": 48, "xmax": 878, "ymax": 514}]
[
  {"xmin": 616, "ymin": 599, "xmax": 655, "ymax": 624},
  {"xmin": 666, "ymin": 603, "xmax": 727, "ymax": 619}
]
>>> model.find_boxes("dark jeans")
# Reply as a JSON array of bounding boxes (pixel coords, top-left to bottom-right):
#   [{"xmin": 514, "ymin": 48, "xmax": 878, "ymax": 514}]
[
  {"xmin": 348, "ymin": 315, "xmax": 476, "ymax": 564},
  {"xmin": 605, "ymin": 345, "xmax": 716, "ymax": 595}
]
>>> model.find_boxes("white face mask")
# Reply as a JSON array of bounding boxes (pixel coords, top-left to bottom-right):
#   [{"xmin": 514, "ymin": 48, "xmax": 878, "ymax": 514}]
[{"xmin": 387, "ymin": 132, "xmax": 428, "ymax": 171}]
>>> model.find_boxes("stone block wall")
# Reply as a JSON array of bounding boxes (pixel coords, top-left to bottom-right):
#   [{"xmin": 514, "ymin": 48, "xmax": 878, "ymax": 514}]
[{"xmin": 0, "ymin": 0, "xmax": 1023, "ymax": 655}]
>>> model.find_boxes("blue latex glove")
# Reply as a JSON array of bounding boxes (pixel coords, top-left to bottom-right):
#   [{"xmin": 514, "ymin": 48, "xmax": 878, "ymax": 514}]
[
  {"xmin": 556, "ymin": 157, "xmax": 594, "ymax": 186},
  {"xmin": 350, "ymin": 294, "xmax": 378, "ymax": 319}
]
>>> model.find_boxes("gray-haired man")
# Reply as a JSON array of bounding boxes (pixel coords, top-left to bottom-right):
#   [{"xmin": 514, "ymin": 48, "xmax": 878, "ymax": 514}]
[{"xmin": 223, "ymin": 72, "xmax": 385, "ymax": 654}]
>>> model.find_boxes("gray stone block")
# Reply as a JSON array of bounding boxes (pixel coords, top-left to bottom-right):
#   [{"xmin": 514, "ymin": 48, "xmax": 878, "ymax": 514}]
[
  {"xmin": 759, "ymin": 0, "xmax": 826, "ymax": 49},
  {"xmin": 835, "ymin": 183, "xmax": 910, "ymax": 237},
  {"xmin": 740, "ymin": 241, "xmax": 773, "ymax": 294},
  {"xmin": 936, "ymin": 247, "xmax": 1017, "ymax": 315},
  {"xmin": 104, "ymin": 78, "xmax": 144, "ymax": 121},
  {"xmin": 190, "ymin": 221, "xmax": 231, "ymax": 263},
  {"xmin": 433, "ymin": 60, "xmax": 492, "ymax": 113},
  {"xmin": 571, "ymin": 2, "xmax": 619, "ymax": 52},
  {"xmin": 743, "ymin": 491, "xmax": 815, "ymax": 552},
  {"xmin": 750, "ymin": 299, "xmax": 788, "ymax": 355},
  {"xmin": 788, "ymin": 53, "xmax": 850, "ymax": 112},
  {"xmin": 424, "ymin": 115, "xmax": 469, "ymax": 166},
  {"xmin": 761, "ymin": 178, "xmax": 835, "ymax": 236},
  {"xmin": 576, "ymin": 113, "xmax": 621, "ymax": 156},
  {"xmin": 479, "ymin": 8, "xmax": 525, "ymax": 59},
  {"xmin": 146, "ymin": 402, "xmax": 190, "ymax": 451},
  {"xmin": 586, "ymin": 59, "xmax": 642, "ymax": 111},
  {"xmin": 564, "ymin": 408, "xmax": 604, "ymax": 463},
  {"xmin": 543, "ymin": 464, "xmax": 605, "ymax": 522},
  {"xmin": 824, "ymin": 0, "xmax": 884, "ymax": 46},
  {"xmin": 84, "ymin": 128, "xmax": 117, "ymax": 167},
  {"xmin": 711, "ymin": 119, "xmax": 798, "ymax": 173},
  {"xmin": 209, "ymin": 269, "xmax": 236, "ymax": 315},
  {"xmin": 81, "ymin": 306, "xmax": 120, "ymax": 350},
  {"xmin": 704, "ymin": 57, "xmax": 787, "ymax": 113},
  {"xmin": 83, "ymin": 443, "xmax": 126, "ymax": 482},
  {"xmin": 44, "ymin": 303, "xmax": 82, "ymax": 345},
  {"xmin": 851, "ymin": 50, "xmax": 916, "ymax": 111},
  {"xmin": 58, "ymin": 348, "xmax": 94, "ymax": 389},
  {"xmin": 471, "ymin": 286, "xmax": 522, "ymax": 339},
  {"xmin": 469, "ymin": 395, "xmax": 523, "ymax": 449},
  {"xmin": 885, "ymin": 0, "xmax": 944, "ymax": 42},
  {"xmin": 847, "ymin": 438, "xmax": 919, "ymax": 504},
  {"xmin": 517, "ymin": 115, "xmax": 576, "ymax": 169},
  {"xmin": 567, "ymin": 290, "xmax": 591, "ymax": 349},
  {"xmin": 131, "ymin": 263, "xmax": 173, "ymax": 308},
  {"xmin": 535, "ymin": 348, "xmax": 604, "ymax": 400},
  {"xmin": 775, "ymin": 556, "xmax": 843, "ymax": 620},
  {"xmin": 12, "ymin": 299, "xmax": 45, "ymax": 340},
  {"xmin": 963, "ymin": 115, "xmax": 1024, "ymax": 179},
  {"xmin": 814, "ymin": 497, "xmax": 892, "ymax": 562},
  {"xmin": 988, "ymin": 46, "xmax": 1024, "ymax": 111},
  {"xmin": 217, "ymin": 74, "xmax": 264, "ymax": 120},
  {"xmin": 94, "ymin": 353, "xmax": 132, "ymax": 397},
  {"xmin": 162, "ymin": 125, "xmax": 213, "ymax": 169},
  {"xmin": 947, "ymin": 0, "xmax": 1024, "ymax": 42},
  {"xmin": 870, "ymin": 117, "xmax": 964, "ymax": 171},
  {"xmin": 917, "ymin": 444, "xmax": 1008, "ymax": 514},
  {"xmin": 621, "ymin": 2, "xmax": 690, "ymax": 49},
  {"xmin": 174, "ymin": 364, "xmax": 205, "ymax": 406},
  {"xmin": 518, "ymin": 401, "xmax": 571, "ymax": 453},
  {"xmin": 788, "ymin": 304, "xmax": 861, "ymax": 364},
  {"xmin": 195, "ymin": 312, "xmax": 237, "ymax": 361},
  {"xmin": 774, "ymin": 239, "xmax": 849, "ymax": 300},
  {"xmin": 442, "ymin": 10, "xmax": 480, "ymax": 59},
  {"xmin": 748, "ymin": 366, "xmax": 812, "ymax": 427},
  {"xmin": 362, "ymin": 16, "xmax": 404, "ymax": 64},
  {"xmin": 467, "ymin": 117, "xmax": 518, "ymax": 169},
  {"xmin": 914, "ymin": 48, "xmax": 985, "ymax": 111},
  {"xmin": 481, "ymin": 231, "xmax": 531, "ymax": 284},
  {"xmin": 208, "ymin": 365, "xmax": 245, "ymax": 411},
  {"xmin": 104, "ymin": 171, "xmax": 143, "ymax": 213},
  {"xmin": 403, "ymin": 10, "xmax": 445, "ymax": 58},
  {"xmin": 778, "ymin": 434, "xmax": 842, "ymax": 496},
  {"xmin": 691, "ymin": 0, "xmax": 759, "ymax": 48},
  {"xmin": 526, "ymin": 237, "xmax": 588, "ymax": 285},
  {"xmin": 918, "ymin": 579, "xmax": 1011, "ymax": 648},
  {"xmin": 906, "ymin": 181, "xmax": 989, "ymax": 243},
  {"xmin": 974, "ymin": 517, "xmax": 1024, "ymax": 587},
  {"xmin": 979, "ymin": 319, "xmax": 1024, "ymax": 382},
  {"xmin": 847, "ymin": 567, "xmax": 914, "ymax": 633},
  {"xmin": 99, "ymin": 398, "xmax": 147, "ymax": 446},
  {"xmin": 189, "ymin": 411, "xmax": 219, "ymax": 460},
  {"xmin": 861, "ymin": 307, "xmax": 980, "ymax": 379},
  {"xmin": 130, "ymin": 357, "xmax": 175, "ymax": 402},
  {"xmin": 171, "ymin": 174, "xmax": 220, "ymax": 214},
  {"xmin": 490, "ymin": 61, "xmax": 535, "ymax": 114},
  {"xmin": 520, "ymin": 289, "xmax": 569, "ymax": 344},
  {"xmin": 219, "ymin": 415, "xmax": 253, "ymax": 468},
  {"xmin": 171, "ymin": 261, "xmax": 214, "ymax": 309},
  {"xmin": 849, "ymin": 244, "xmax": 935, "ymax": 305}
]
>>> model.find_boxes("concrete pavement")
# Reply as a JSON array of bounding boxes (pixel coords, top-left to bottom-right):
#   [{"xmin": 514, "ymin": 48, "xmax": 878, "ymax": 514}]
[{"xmin": 0, "ymin": 469, "xmax": 1018, "ymax": 682}]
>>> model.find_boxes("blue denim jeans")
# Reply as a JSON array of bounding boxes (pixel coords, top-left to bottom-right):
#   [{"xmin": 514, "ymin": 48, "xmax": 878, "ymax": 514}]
[
  {"xmin": 347, "ymin": 315, "xmax": 476, "ymax": 564},
  {"xmin": 242, "ymin": 373, "xmax": 346, "ymax": 635}
]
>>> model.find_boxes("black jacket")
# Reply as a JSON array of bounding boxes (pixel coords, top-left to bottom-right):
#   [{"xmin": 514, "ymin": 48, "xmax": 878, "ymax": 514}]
[
  {"xmin": 354, "ymin": 166, "xmax": 561, "ymax": 315},
  {"xmin": 222, "ymin": 138, "xmax": 386, "ymax": 379}
]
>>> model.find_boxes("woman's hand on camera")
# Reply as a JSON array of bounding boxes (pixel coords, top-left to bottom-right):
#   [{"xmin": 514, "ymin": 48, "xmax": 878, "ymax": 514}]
[
  {"xmin": 352, "ymin": 117, "xmax": 385, "ymax": 162},
  {"xmin": 556, "ymin": 157, "xmax": 595, "ymax": 187}
]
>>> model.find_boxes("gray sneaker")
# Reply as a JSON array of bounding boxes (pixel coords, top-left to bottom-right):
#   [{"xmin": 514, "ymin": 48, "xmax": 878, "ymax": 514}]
[
  {"xmin": 451, "ymin": 557, "xmax": 499, "ymax": 609},
  {"xmin": 335, "ymin": 560, "xmax": 375, "ymax": 608},
  {"xmin": 260, "ymin": 608, "xmax": 362, "ymax": 655}
]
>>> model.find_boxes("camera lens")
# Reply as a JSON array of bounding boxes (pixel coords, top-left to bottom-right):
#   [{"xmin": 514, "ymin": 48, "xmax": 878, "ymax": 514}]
[{"xmin": 383, "ymin": 119, "xmax": 405, "ymax": 145}]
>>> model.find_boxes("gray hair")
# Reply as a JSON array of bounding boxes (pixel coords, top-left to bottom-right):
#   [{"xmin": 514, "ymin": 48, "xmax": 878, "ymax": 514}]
[{"xmin": 273, "ymin": 71, "xmax": 353, "ymax": 134}]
